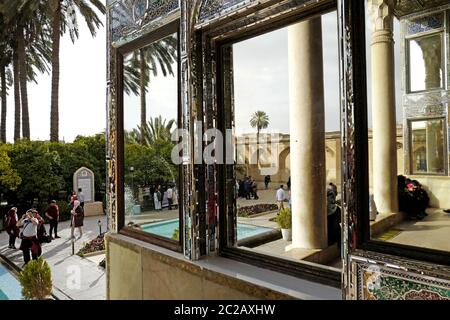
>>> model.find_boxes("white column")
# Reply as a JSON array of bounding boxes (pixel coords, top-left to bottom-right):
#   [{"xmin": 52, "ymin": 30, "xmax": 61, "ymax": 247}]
[
  {"xmin": 288, "ymin": 17, "xmax": 327, "ymax": 250},
  {"xmin": 369, "ymin": 0, "xmax": 398, "ymax": 214}
]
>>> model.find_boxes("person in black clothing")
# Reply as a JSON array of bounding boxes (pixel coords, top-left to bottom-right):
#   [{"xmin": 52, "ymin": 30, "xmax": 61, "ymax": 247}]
[
  {"xmin": 244, "ymin": 177, "xmax": 252, "ymax": 200},
  {"xmin": 287, "ymin": 177, "xmax": 291, "ymax": 190},
  {"xmin": 264, "ymin": 175, "xmax": 271, "ymax": 189},
  {"xmin": 45, "ymin": 200, "xmax": 60, "ymax": 239}
]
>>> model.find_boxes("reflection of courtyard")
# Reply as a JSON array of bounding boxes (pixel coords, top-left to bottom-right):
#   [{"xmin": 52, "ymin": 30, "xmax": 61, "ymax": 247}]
[
  {"xmin": 374, "ymin": 208, "xmax": 450, "ymax": 252},
  {"xmin": 126, "ymin": 208, "xmax": 180, "ymax": 225},
  {"xmin": 127, "ymin": 189, "xmax": 450, "ymax": 267}
]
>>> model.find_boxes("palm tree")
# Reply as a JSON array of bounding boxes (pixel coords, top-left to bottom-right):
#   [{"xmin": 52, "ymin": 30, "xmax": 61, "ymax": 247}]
[
  {"xmin": 1, "ymin": 0, "xmax": 52, "ymax": 141},
  {"xmin": 49, "ymin": 0, "xmax": 106, "ymax": 142},
  {"xmin": 0, "ymin": 13, "xmax": 13, "ymax": 142},
  {"xmin": 250, "ymin": 110, "xmax": 269, "ymax": 167},
  {"xmin": 124, "ymin": 34, "xmax": 178, "ymax": 144},
  {"xmin": 126, "ymin": 116, "xmax": 176, "ymax": 147}
]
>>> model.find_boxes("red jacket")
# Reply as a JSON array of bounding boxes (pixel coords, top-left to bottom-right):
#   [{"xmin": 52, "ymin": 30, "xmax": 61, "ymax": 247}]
[{"xmin": 5, "ymin": 210, "xmax": 20, "ymax": 237}]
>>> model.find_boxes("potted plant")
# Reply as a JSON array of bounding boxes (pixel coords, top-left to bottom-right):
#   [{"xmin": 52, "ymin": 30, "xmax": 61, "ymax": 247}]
[
  {"xmin": 275, "ymin": 208, "xmax": 292, "ymax": 241},
  {"xmin": 19, "ymin": 257, "xmax": 53, "ymax": 300}
]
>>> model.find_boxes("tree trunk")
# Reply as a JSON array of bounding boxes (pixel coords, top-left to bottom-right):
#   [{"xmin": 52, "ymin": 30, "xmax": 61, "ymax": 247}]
[
  {"xmin": 139, "ymin": 48, "xmax": 146, "ymax": 144},
  {"xmin": 13, "ymin": 50, "xmax": 21, "ymax": 142},
  {"xmin": 17, "ymin": 26, "xmax": 30, "ymax": 140},
  {"xmin": 50, "ymin": 4, "xmax": 61, "ymax": 142},
  {"xmin": 0, "ymin": 64, "xmax": 7, "ymax": 142},
  {"xmin": 256, "ymin": 126, "xmax": 260, "ymax": 168}
]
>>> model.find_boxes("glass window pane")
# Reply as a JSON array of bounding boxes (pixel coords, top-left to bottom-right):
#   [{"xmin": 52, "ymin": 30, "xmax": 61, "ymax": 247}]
[
  {"xmin": 411, "ymin": 119, "xmax": 445, "ymax": 174},
  {"xmin": 408, "ymin": 34, "xmax": 443, "ymax": 92},
  {"xmin": 123, "ymin": 33, "xmax": 179, "ymax": 240},
  {"xmin": 365, "ymin": 2, "xmax": 449, "ymax": 254},
  {"xmin": 229, "ymin": 11, "xmax": 342, "ymax": 269}
]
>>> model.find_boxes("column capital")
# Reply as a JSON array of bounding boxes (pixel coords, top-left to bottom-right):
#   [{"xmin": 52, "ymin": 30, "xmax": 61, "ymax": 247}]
[{"xmin": 368, "ymin": 0, "xmax": 396, "ymax": 32}]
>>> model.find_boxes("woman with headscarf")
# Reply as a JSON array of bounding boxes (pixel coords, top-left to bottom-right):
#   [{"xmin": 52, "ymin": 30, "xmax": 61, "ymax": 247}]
[
  {"xmin": 5, "ymin": 207, "xmax": 20, "ymax": 249},
  {"xmin": 71, "ymin": 200, "xmax": 84, "ymax": 239}
]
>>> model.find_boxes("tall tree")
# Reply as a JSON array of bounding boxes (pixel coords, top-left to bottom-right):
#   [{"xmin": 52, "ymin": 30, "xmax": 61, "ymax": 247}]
[
  {"xmin": 13, "ymin": 50, "xmax": 21, "ymax": 142},
  {"xmin": 49, "ymin": 0, "xmax": 106, "ymax": 142},
  {"xmin": 250, "ymin": 111, "xmax": 269, "ymax": 167},
  {"xmin": 139, "ymin": 48, "xmax": 147, "ymax": 144},
  {"xmin": 49, "ymin": 0, "xmax": 61, "ymax": 142},
  {"xmin": 17, "ymin": 24, "xmax": 30, "ymax": 139},
  {"xmin": 0, "ymin": 13, "xmax": 12, "ymax": 143},
  {"xmin": 2, "ymin": 0, "xmax": 52, "ymax": 141},
  {"xmin": 124, "ymin": 34, "xmax": 178, "ymax": 144},
  {"xmin": 0, "ymin": 64, "xmax": 7, "ymax": 143}
]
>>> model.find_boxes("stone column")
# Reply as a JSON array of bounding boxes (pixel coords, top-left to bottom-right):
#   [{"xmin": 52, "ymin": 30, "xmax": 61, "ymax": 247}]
[
  {"xmin": 417, "ymin": 36, "xmax": 442, "ymax": 89},
  {"xmin": 288, "ymin": 17, "xmax": 327, "ymax": 250},
  {"xmin": 369, "ymin": 0, "xmax": 398, "ymax": 214}
]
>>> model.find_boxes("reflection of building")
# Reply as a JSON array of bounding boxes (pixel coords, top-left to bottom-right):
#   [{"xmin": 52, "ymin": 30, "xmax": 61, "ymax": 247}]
[
  {"xmin": 106, "ymin": 1, "xmax": 450, "ymax": 301},
  {"xmin": 236, "ymin": 132, "xmax": 342, "ymax": 187}
]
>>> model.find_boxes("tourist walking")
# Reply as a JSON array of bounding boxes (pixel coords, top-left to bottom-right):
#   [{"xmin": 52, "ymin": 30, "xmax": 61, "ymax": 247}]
[
  {"xmin": 244, "ymin": 177, "xmax": 252, "ymax": 200},
  {"xmin": 5, "ymin": 207, "xmax": 20, "ymax": 249},
  {"xmin": 287, "ymin": 177, "xmax": 291, "ymax": 190},
  {"xmin": 264, "ymin": 175, "xmax": 271, "ymax": 189},
  {"xmin": 276, "ymin": 185, "xmax": 286, "ymax": 211},
  {"xmin": 77, "ymin": 188, "xmax": 85, "ymax": 208},
  {"xmin": 71, "ymin": 200, "xmax": 84, "ymax": 240},
  {"xmin": 167, "ymin": 185, "xmax": 174, "ymax": 210},
  {"xmin": 16, "ymin": 210, "xmax": 42, "ymax": 266},
  {"xmin": 252, "ymin": 179, "xmax": 259, "ymax": 200},
  {"xmin": 154, "ymin": 186, "xmax": 162, "ymax": 211},
  {"xmin": 69, "ymin": 191, "xmax": 78, "ymax": 209},
  {"xmin": 45, "ymin": 200, "xmax": 60, "ymax": 239}
]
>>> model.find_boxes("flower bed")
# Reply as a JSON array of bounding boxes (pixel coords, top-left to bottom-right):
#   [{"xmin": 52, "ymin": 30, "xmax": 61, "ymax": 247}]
[
  {"xmin": 77, "ymin": 234, "xmax": 105, "ymax": 257},
  {"xmin": 238, "ymin": 204, "xmax": 278, "ymax": 217}
]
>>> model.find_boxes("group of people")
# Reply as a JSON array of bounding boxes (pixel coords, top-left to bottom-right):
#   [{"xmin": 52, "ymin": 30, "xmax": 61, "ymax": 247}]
[
  {"xmin": 236, "ymin": 176, "xmax": 259, "ymax": 200},
  {"xmin": 3, "ymin": 189, "xmax": 85, "ymax": 266},
  {"xmin": 275, "ymin": 181, "xmax": 341, "ymax": 246},
  {"xmin": 152, "ymin": 184, "xmax": 177, "ymax": 211}
]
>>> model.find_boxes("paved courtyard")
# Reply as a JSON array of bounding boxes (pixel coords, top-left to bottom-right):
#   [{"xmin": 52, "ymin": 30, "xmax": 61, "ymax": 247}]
[{"xmin": 0, "ymin": 215, "xmax": 107, "ymax": 300}]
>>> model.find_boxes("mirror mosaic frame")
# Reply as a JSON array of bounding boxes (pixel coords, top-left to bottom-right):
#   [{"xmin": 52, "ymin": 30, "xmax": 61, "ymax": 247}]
[{"xmin": 106, "ymin": 0, "xmax": 450, "ymax": 299}]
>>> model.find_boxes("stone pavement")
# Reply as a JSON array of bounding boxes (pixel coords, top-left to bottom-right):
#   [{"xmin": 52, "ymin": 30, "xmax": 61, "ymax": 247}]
[{"xmin": 0, "ymin": 215, "xmax": 107, "ymax": 300}]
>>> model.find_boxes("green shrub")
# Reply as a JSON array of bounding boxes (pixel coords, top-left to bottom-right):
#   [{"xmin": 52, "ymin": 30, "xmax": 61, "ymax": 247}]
[
  {"xmin": 19, "ymin": 257, "xmax": 53, "ymax": 300},
  {"xmin": 275, "ymin": 208, "xmax": 292, "ymax": 229},
  {"xmin": 172, "ymin": 227, "xmax": 179, "ymax": 241},
  {"xmin": 56, "ymin": 200, "xmax": 71, "ymax": 222}
]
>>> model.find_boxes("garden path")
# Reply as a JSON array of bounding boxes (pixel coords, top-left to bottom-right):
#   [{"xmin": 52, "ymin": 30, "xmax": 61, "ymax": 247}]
[{"xmin": 0, "ymin": 215, "xmax": 107, "ymax": 300}]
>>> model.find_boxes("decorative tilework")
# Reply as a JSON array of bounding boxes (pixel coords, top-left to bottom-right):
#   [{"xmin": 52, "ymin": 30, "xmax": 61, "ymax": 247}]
[
  {"xmin": 407, "ymin": 13, "xmax": 444, "ymax": 35},
  {"xmin": 111, "ymin": 0, "xmax": 179, "ymax": 43},
  {"xmin": 198, "ymin": 0, "xmax": 252, "ymax": 23},
  {"xmin": 363, "ymin": 269, "xmax": 450, "ymax": 300}
]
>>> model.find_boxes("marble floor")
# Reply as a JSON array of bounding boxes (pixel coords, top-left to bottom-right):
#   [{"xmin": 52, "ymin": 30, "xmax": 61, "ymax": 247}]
[{"xmin": 374, "ymin": 208, "xmax": 450, "ymax": 252}]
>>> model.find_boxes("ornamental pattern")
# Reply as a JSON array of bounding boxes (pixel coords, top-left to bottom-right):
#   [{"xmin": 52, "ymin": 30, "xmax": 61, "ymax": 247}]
[
  {"xmin": 406, "ymin": 13, "xmax": 444, "ymax": 35},
  {"xmin": 198, "ymin": 0, "xmax": 252, "ymax": 23},
  {"xmin": 357, "ymin": 263, "xmax": 450, "ymax": 300},
  {"xmin": 111, "ymin": 0, "xmax": 179, "ymax": 43}
]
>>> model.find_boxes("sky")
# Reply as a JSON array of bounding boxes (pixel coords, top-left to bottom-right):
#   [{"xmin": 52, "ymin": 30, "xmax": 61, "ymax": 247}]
[
  {"xmin": 5, "ymin": 9, "xmax": 107, "ymax": 143},
  {"xmin": 233, "ymin": 10, "xmax": 403, "ymax": 135},
  {"xmin": 5, "ymin": 5, "xmax": 406, "ymax": 142}
]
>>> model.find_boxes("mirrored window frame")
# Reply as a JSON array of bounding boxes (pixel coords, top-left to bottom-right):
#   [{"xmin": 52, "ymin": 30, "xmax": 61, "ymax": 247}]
[
  {"xmin": 115, "ymin": 20, "xmax": 183, "ymax": 252},
  {"xmin": 211, "ymin": 2, "xmax": 342, "ymax": 288},
  {"xmin": 408, "ymin": 117, "xmax": 448, "ymax": 176},
  {"xmin": 405, "ymin": 13, "xmax": 446, "ymax": 94},
  {"xmin": 355, "ymin": 6, "xmax": 450, "ymax": 266}
]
